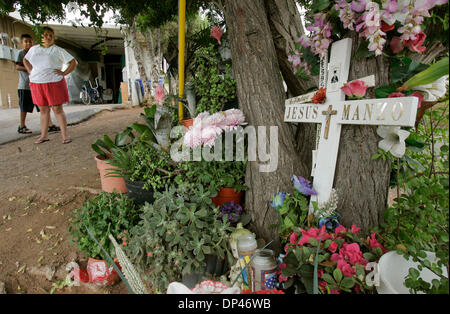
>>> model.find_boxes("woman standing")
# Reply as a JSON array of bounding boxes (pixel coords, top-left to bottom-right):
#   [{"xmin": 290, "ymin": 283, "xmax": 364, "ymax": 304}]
[{"xmin": 23, "ymin": 26, "xmax": 78, "ymax": 144}]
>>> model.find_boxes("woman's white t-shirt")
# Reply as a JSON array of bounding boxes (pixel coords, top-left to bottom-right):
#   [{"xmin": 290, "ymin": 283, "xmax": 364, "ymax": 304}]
[{"xmin": 24, "ymin": 45, "xmax": 75, "ymax": 84}]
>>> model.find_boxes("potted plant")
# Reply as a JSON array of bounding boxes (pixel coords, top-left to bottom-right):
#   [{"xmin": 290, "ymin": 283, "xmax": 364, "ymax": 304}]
[
  {"xmin": 165, "ymin": 93, "xmax": 196, "ymax": 130},
  {"xmin": 107, "ymin": 143, "xmax": 181, "ymax": 205},
  {"xmin": 179, "ymin": 159, "xmax": 247, "ymax": 207},
  {"xmin": 68, "ymin": 192, "xmax": 142, "ymax": 284},
  {"xmin": 106, "ymin": 104, "xmax": 183, "ymax": 204},
  {"xmin": 121, "ymin": 182, "xmax": 235, "ymax": 291},
  {"xmin": 178, "ymin": 109, "xmax": 248, "ymax": 206},
  {"xmin": 91, "ymin": 129, "xmax": 134, "ymax": 193}
]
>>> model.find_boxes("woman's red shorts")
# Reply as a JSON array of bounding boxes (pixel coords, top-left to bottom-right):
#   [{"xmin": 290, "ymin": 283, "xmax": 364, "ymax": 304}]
[{"xmin": 29, "ymin": 77, "xmax": 70, "ymax": 107}]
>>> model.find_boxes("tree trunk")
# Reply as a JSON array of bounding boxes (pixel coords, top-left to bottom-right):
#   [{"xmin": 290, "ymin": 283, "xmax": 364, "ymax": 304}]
[
  {"xmin": 129, "ymin": 19, "xmax": 151, "ymax": 99},
  {"xmin": 223, "ymin": 0, "xmax": 309, "ymax": 252},
  {"xmin": 266, "ymin": 0, "xmax": 317, "ymax": 95},
  {"xmin": 333, "ymin": 31, "xmax": 392, "ymax": 234},
  {"xmin": 266, "ymin": 0, "xmax": 318, "ymax": 171},
  {"xmin": 146, "ymin": 28, "xmax": 164, "ymax": 94}
]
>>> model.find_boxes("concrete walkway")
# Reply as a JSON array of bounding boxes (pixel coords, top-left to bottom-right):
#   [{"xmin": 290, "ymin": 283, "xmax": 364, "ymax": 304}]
[{"xmin": 0, "ymin": 102, "xmax": 138, "ymax": 145}]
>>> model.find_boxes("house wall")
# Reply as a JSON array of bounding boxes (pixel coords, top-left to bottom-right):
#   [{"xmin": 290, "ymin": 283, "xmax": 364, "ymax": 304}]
[{"xmin": 0, "ymin": 16, "xmax": 35, "ymax": 109}]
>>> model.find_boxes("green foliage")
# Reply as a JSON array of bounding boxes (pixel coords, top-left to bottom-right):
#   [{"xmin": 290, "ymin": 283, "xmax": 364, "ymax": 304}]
[
  {"xmin": 176, "ymin": 159, "xmax": 247, "ymax": 194},
  {"xmin": 390, "ymin": 57, "xmax": 430, "ymax": 84},
  {"xmin": 272, "ymin": 191, "xmax": 310, "ymax": 240},
  {"xmin": 380, "ymin": 96, "xmax": 449, "ymax": 294},
  {"xmin": 68, "ymin": 192, "xmax": 141, "ymax": 259},
  {"xmin": 191, "ymin": 44, "xmax": 237, "ymax": 114},
  {"xmin": 311, "ymin": 0, "xmax": 330, "ymax": 13},
  {"xmin": 91, "ymin": 128, "xmax": 134, "ymax": 159},
  {"xmin": 122, "ymin": 182, "xmax": 234, "ymax": 291},
  {"xmin": 403, "ymin": 57, "xmax": 449, "ymax": 89},
  {"xmin": 107, "ymin": 142, "xmax": 180, "ymax": 192},
  {"xmin": 374, "ymin": 56, "xmax": 446, "ymax": 98}
]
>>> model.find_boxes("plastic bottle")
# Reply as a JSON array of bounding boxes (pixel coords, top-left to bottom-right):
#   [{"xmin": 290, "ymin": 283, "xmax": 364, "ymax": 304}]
[
  {"xmin": 237, "ymin": 234, "xmax": 257, "ymax": 289},
  {"xmin": 251, "ymin": 249, "xmax": 277, "ymax": 292}
]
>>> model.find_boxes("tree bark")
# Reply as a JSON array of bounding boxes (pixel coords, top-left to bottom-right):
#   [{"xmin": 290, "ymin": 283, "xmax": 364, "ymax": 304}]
[
  {"xmin": 266, "ymin": 0, "xmax": 318, "ymax": 171},
  {"xmin": 146, "ymin": 28, "xmax": 164, "ymax": 94},
  {"xmin": 333, "ymin": 31, "xmax": 392, "ymax": 234},
  {"xmin": 223, "ymin": 0, "xmax": 309, "ymax": 252},
  {"xmin": 266, "ymin": 0, "xmax": 317, "ymax": 95},
  {"xmin": 129, "ymin": 19, "xmax": 151, "ymax": 99}
]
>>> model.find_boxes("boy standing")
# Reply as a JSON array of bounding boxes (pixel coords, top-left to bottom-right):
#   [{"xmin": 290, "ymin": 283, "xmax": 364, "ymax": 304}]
[{"xmin": 16, "ymin": 34, "xmax": 59, "ymax": 134}]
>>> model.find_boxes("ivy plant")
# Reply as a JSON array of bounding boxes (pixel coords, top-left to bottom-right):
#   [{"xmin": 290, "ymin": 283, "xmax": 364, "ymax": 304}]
[{"xmin": 191, "ymin": 44, "xmax": 237, "ymax": 114}]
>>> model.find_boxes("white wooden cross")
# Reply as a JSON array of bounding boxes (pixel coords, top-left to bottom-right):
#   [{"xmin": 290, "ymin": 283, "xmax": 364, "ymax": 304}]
[{"xmin": 284, "ymin": 38, "xmax": 418, "ymax": 210}]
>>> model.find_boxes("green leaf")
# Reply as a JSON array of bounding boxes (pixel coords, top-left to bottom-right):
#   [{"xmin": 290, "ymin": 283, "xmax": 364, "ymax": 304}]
[
  {"xmin": 312, "ymin": 0, "xmax": 330, "ymax": 12},
  {"xmin": 308, "ymin": 237, "xmax": 319, "ymax": 246},
  {"xmin": 333, "ymin": 268, "xmax": 343, "ymax": 283},
  {"xmin": 340, "ymin": 276, "xmax": 355, "ymax": 289},
  {"xmin": 322, "ymin": 273, "xmax": 335, "ymax": 285},
  {"xmin": 375, "ymin": 86, "xmax": 397, "ymax": 98},
  {"xmin": 405, "ymin": 138, "xmax": 425, "ymax": 149},
  {"xmin": 403, "ymin": 57, "xmax": 449, "ymax": 89},
  {"xmin": 355, "ymin": 40, "xmax": 375, "ymax": 60},
  {"xmin": 282, "ymin": 266, "xmax": 297, "ymax": 277},
  {"xmin": 284, "ymin": 216, "xmax": 295, "ymax": 228},
  {"xmin": 103, "ymin": 135, "xmax": 115, "ymax": 148},
  {"xmin": 409, "ymin": 267, "xmax": 420, "ymax": 279},
  {"xmin": 363, "ymin": 252, "xmax": 376, "ymax": 261}
]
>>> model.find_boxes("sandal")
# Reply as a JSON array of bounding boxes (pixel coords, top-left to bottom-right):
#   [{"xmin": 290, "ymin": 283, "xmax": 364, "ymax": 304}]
[
  {"xmin": 34, "ymin": 138, "xmax": 50, "ymax": 144},
  {"xmin": 18, "ymin": 126, "xmax": 32, "ymax": 134},
  {"xmin": 49, "ymin": 125, "xmax": 60, "ymax": 133},
  {"xmin": 62, "ymin": 138, "xmax": 72, "ymax": 144}
]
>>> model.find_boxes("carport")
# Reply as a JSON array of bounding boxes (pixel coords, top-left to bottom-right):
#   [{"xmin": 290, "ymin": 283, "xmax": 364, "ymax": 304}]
[{"xmin": 9, "ymin": 11, "xmax": 125, "ymax": 104}]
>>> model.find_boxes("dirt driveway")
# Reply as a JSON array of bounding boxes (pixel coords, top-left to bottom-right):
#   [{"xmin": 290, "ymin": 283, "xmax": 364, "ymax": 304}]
[{"xmin": 0, "ymin": 106, "xmax": 145, "ymax": 294}]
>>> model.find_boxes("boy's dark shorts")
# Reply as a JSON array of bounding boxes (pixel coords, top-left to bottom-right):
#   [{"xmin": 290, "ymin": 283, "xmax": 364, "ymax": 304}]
[{"xmin": 18, "ymin": 89, "xmax": 40, "ymax": 113}]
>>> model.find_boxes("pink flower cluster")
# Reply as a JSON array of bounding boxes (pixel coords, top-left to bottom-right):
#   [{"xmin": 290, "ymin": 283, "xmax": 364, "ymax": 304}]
[
  {"xmin": 301, "ymin": 13, "xmax": 333, "ymax": 57},
  {"xmin": 330, "ymin": 0, "xmax": 448, "ymax": 56},
  {"xmin": 288, "ymin": 51, "xmax": 311, "ymax": 76},
  {"xmin": 183, "ymin": 109, "xmax": 246, "ymax": 148},
  {"xmin": 280, "ymin": 224, "xmax": 388, "ymax": 290},
  {"xmin": 154, "ymin": 85, "xmax": 165, "ymax": 105},
  {"xmin": 331, "ymin": 243, "xmax": 369, "ymax": 277}
]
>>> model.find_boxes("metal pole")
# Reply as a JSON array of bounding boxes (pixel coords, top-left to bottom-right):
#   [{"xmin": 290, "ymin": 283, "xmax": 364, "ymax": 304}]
[{"xmin": 178, "ymin": 0, "xmax": 186, "ymax": 120}]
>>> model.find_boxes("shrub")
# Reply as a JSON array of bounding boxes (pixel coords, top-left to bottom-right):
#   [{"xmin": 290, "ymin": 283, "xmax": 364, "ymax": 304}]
[
  {"xmin": 122, "ymin": 182, "xmax": 234, "ymax": 291},
  {"xmin": 68, "ymin": 192, "xmax": 141, "ymax": 259}
]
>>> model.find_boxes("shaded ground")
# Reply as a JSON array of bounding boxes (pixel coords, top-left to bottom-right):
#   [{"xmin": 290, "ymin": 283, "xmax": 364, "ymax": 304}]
[{"xmin": 0, "ymin": 106, "xmax": 145, "ymax": 294}]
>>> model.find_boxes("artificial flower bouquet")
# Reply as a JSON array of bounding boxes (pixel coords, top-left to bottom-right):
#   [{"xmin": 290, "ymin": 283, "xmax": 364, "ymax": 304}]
[{"xmin": 278, "ymin": 224, "xmax": 387, "ymax": 294}]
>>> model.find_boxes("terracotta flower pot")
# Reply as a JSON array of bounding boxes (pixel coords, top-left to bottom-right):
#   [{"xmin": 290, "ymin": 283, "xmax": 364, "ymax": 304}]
[
  {"xmin": 181, "ymin": 118, "xmax": 194, "ymax": 130},
  {"xmin": 211, "ymin": 187, "xmax": 243, "ymax": 207},
  {"xmin": 95, "ymin": 155, "xmax": 127, "ymax": 193}
]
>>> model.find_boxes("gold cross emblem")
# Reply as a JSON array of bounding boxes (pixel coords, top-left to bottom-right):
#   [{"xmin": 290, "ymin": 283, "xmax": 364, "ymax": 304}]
[{"xmin": 322, "ymin": 105, "xmax": 337, "ymax": 140}]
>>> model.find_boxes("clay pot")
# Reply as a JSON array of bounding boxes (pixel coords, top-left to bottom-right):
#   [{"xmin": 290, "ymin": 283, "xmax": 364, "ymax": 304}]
[
  {"xmin": 95, "ymin": 155, "xmax": 127, "ymax": 193},
  {"xmin": 211, "ymin": 187, "xmax": 243, "ymax": 207},
  {"xmin": 181, "ymin": 118, "xmax": 194, "ymax": 130}
]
